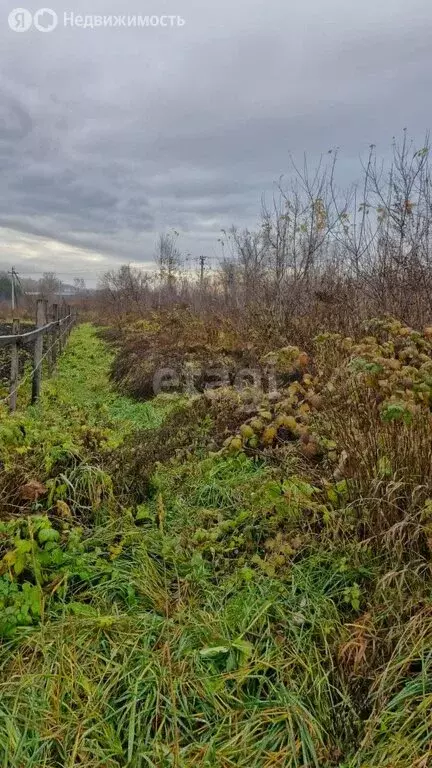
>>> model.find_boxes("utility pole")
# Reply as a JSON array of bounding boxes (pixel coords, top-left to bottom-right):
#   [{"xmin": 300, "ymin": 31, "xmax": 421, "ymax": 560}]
[
  {"xmin": 8, "ymin": 268, "xmax": 16, "ymax": 312},
  {"xmin": 195, "ymin": 255, "xmax": 208, "ymax": 287}
]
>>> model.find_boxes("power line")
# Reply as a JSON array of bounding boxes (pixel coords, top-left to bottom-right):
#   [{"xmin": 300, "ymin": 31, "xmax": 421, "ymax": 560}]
[{"xmin": 17, "ymin": 271, "xmax": 105, "ymax": 277}]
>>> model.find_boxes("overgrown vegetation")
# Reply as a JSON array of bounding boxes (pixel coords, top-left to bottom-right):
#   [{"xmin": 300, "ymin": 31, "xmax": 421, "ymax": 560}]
[
  {"xmin": 0, "ymin": 313, "xmax": 431, "ymax": 767},
  {"xmin": 99, "ymin": 135, "xmax": 432, "ymax": 340}
]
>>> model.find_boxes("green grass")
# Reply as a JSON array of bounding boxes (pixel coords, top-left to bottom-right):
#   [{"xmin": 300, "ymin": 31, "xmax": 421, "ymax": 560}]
[
  {"xmin": 41, "ymin": 323, "xmax": 177, "ymax": 432},
  {"xmin": 0, "ymin": 323, "xmax": 431, "ymax": 767},
  {"xmin": 0, "ymin": 324, "xmax": 179, "ymax": 481}
]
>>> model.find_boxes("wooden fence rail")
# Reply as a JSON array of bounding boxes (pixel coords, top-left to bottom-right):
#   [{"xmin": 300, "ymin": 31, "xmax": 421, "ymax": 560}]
[{"xmin": 0, "ymin": 299, "xmax": 77, "ymax": 412}]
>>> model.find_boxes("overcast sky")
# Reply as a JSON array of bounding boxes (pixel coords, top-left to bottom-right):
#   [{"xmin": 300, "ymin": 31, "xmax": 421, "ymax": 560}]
[{"xmin": 1, "ymin": 0, "xmax": 431, "ymax": 285}]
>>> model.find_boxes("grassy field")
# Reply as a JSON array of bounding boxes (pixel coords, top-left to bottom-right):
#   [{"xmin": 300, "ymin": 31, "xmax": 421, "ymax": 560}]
[{"xmin": 0, "ymin": 321, "xmax": 431, "ymax": 767}]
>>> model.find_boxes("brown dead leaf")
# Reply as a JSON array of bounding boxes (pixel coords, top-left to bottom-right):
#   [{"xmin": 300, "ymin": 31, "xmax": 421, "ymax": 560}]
[{"xmin": 19, "ymin": 480, "xmax": 48, "ymax": 502}]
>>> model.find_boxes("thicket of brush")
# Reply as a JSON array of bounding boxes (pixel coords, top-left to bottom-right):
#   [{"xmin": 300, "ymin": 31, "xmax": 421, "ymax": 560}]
[
  {"xmin": 0, "ymin": 312, "xmax": 431, "ymax": 766},
  {"xmin": 103, "ymin": 313, "xmax": 432, "ymax": 767},
  {"xmin": 98, "ymin": 133, "xmax": 432, "ymax": 341}
]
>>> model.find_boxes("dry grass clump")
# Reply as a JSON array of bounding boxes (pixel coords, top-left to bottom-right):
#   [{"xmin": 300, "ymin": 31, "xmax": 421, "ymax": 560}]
[{"xmin": 106, "ymin": 308, "xmax": 309, "ymax": 401}]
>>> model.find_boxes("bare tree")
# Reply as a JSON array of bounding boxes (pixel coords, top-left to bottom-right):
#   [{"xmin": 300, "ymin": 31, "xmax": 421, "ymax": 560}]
[
  {"xmin": 155, "ymin": 232, "xmax": 182, "ymax": 302},
  {"xmin": 98, "ymin": 265, "xmax": 152, "ymax": 322},
  {"xmin": 96, "ymin": 133, "xmax": 432, "ymax": 332},
  {"xmin": 38, "ymin": 272, "xmax": 62, "ymax": 302},
  {"xmin": 73, "ymin": 278, "xmax": 86, "ymax": 295}
]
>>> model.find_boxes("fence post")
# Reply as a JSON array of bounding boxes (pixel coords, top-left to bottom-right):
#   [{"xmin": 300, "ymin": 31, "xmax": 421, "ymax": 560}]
[
  {"xmin": 47, "ymin": 304, "xmax": 54, "ymax": 376},
  {"xmin": 31, "ymin": 299, "xmax": 47, "ymax": 404},
  {"xmin": 52, "ymin": 303, "xmax": 59, "ymax": 369},
  {"xmin": 59, "ymin": 304, "xmax": 65, "ymax": 354},
  {"xmin": 66, "ymin": 305, "xmax": 71, "ymax": 341},
  {"xmin": 9, "ymin": 318, "xmax": 20, "ymax": 412}
]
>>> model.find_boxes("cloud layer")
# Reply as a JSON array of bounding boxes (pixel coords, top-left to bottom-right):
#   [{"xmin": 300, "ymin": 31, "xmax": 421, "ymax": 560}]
[{"xmin": 1, "ymin": 0, "xmax": 431, "ymax": 283}]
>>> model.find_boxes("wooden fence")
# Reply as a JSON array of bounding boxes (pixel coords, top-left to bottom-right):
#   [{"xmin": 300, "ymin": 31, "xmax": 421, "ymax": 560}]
[{"xmin": 0, "ymin": 299, "xmax": 76, "ymax": 412}]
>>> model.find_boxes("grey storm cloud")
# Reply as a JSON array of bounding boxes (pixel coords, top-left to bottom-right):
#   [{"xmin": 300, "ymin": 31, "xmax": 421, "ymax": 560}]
[{"xmin": 0, "ymin": 0, "xmax": 432, "ymax": 281}]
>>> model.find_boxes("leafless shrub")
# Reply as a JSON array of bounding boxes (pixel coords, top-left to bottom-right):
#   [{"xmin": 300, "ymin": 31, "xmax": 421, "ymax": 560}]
[{"xmin": 97, "ymin": 133, "xmax": 432, "ymax": 338}]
